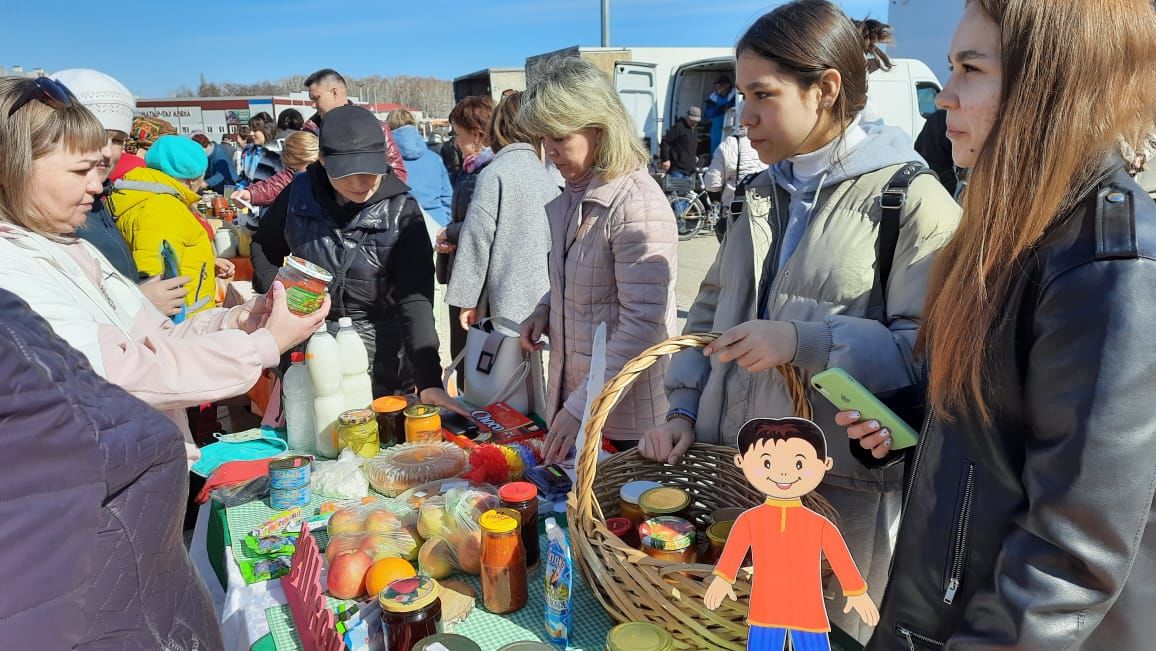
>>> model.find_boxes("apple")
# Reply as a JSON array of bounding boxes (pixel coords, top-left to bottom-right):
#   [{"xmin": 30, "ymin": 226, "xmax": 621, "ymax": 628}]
[
  {"xmin": 328, "ymin": 550, "xmax": 373, "ymax": 599},
  {"xmin": 451, "ymin": 530, "xmax": 482, "ymax": 575},
  {"xmin": 418, "ymin": 538, "xmax": 454, "ymax": 579},
  {"xmin": 327, "ymin": 508, "xmax": 365, "ymax": 537},
  {"xmin": 364, "ymin": 509, "xmax": 399, "ymax": 534}
]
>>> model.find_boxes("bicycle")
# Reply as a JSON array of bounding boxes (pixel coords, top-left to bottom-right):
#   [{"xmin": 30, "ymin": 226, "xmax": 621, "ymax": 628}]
[{"xmin": 664, "ymin": 167, "xmax": 723, "ymax": 241}]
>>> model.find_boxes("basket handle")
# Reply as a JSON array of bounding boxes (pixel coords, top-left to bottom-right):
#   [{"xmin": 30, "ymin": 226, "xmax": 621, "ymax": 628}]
[{"xmin": 572, "ymin": 332, "xmax": 812, "ymax": 524}]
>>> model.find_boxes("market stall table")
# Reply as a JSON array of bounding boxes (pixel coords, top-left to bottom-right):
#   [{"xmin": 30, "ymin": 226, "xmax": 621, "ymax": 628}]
[{"xmin": 196, "ymin": 487, "xmax": 613, "ymax": 651}]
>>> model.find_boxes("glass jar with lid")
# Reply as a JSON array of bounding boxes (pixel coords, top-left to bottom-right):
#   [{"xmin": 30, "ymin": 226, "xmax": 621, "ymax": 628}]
[
  {"xmin": 379, "ymin": 576, "xmax": 443, "ymax": 651},
  {"xmin": 606, "ymin": 622, "xmax": 675, "ymax": 651},
  {"xmin": 499, "ymin": 482, "xmax": 540, "ymax": 570},
  {"xmin": 638, "ymin": 486, "xmax": 691, "ymax": 521},
  {"xmin": 480, "ymin": 508, "xmax": 528, "ymax": 614},
  {"xmin": 618, "ymin": 480, "xmax": 663, "ymax": 525},
  {"xmin": 336, "ymin": 408, "xmax": 380, "ymax": 458},
  {"xmin": 639, "ymin": 516, "xmax": 697, "ymax": 564}
]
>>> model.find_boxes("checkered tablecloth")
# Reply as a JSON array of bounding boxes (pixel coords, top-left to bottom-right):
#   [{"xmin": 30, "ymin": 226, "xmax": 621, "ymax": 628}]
[
  {"xmin": 225, "ymin": 493, "xmax": 333, "ymax": 574},
  {"xmin": 264, "ymin": 530, "xmax": 613, "ymax": 651}
]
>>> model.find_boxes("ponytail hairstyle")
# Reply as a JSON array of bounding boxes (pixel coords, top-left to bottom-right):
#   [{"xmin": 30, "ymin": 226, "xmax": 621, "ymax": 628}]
[
  {"xmin": 736, "ymin": 0, "xmax": 876, "ymax": 136},
  {"xmin": 920, "ymin": 0, "xmax": 1156, "ymax": 423},
  {"xmin": 854, "ymin": 18, "xmax": 894, "ymax": 72}
]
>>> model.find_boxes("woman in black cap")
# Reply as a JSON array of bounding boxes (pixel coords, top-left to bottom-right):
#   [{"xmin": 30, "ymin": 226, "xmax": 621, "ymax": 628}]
[{"xmin": 252, "ymin": 105, "xmax": 462, "ymax": 412}]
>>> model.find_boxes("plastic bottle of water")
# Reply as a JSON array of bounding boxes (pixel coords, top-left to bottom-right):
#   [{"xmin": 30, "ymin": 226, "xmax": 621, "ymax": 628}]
[
  {"xmin": 336, "ymin": 317, "xmax": 374, "ymax": 411},
  {"xmin": 282, "ymin": 352, "xmax": 316, "ymax": 453}
]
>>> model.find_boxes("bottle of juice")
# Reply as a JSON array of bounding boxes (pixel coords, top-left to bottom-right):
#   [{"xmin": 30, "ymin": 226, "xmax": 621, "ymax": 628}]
[
  {"xmin": 282, "ymin": 352, "xmax": 316, "ymax": 453},
  {"xmin": 336, "ymin": 317, "xmax": 374, "ymax": 411}
]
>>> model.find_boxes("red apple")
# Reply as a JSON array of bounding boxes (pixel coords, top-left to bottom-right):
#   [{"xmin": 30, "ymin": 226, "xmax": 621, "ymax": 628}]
[{"xmin": 328, "ymin": 550, "xmax": 373, "ymax": 599}]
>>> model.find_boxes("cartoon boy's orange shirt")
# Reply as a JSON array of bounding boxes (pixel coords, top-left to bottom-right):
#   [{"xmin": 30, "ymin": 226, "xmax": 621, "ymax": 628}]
[{"xmin": 714, "ymin": 498, "xmax": 867, "ymax": 632}]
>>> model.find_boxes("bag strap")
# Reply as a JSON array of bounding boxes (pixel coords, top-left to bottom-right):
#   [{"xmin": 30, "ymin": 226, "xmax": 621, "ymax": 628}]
[{"xmin": 870, "ymin": 162, "xmax": 935, "ymax": 321}]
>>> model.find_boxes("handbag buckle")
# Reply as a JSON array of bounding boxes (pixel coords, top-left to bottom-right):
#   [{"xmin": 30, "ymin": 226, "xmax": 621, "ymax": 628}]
[{"xmin": 477, "ymin": 350, "xmax": 496, "ymax": 374}]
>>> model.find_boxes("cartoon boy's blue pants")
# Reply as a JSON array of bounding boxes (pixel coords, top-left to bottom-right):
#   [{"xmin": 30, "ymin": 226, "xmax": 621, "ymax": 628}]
[{"xmin": 748, "ymin": 626, "xmax": 831, "ymax": 651}]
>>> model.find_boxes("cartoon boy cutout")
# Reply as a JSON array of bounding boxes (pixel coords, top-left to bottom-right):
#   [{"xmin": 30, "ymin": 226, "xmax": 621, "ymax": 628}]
[{"xmin": 704, "ymin": 417, "xmax": 879, "ymax": 651}]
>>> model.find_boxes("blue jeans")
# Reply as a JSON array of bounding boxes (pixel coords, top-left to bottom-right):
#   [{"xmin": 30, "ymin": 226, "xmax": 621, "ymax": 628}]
[
  {"xmin": 748, "ymin": 626, "xmax": 831, "ymax": 651},
  {"xmin": 670, "ymin": 170, "xmax": 689, "ymax": 178}
]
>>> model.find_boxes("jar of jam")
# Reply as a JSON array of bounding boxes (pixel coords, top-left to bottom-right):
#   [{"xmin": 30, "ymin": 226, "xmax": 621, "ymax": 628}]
[
  {"xmin": 337, "ymin": 408, "xmax": 380, "ymax": 458},
  {"xmin": 404, "ymin": 404, "xmax": 442, "ymax": 443},
  {"xmin": 701, "ymin": 520, "xmax": 735, "ymax": 565},
  {"xmin": 479, "ymin": 508, "xmax": 528, "ymax": 614},
  {"xmin": 638, "ymin": 486, "xmax": 691, "ymax": 521},
  {"xmin": 606, "ymin": 622, "xmax": 674, "ymax": 651},
  {"xmin": 372, "ymin": 395, "xmax": 411, "ymax": 448},
  {"xmin": 605, "ymin": 516, "xmax": 640, "ymax": 549},
  {"xmin": 618, "ymin": 480, "xmax": 663, "ymax": 525},
  {"xmin": 275, "ymin": 256, "xmax": 333, "ymax": 316},
  {"xmin": 211, "ymin": 194, "xmax": 229, "ymax": 217},
  {"xmin": 379, "ymin": 576, "xmax": 443, "ymax": 651},
  {"xmin": 498, "ymin": 482, "xmax": 540, "ymax": 570},
  {"xmin": 639, "ymin": 516, "xmax": 697, "ymax": 564}
]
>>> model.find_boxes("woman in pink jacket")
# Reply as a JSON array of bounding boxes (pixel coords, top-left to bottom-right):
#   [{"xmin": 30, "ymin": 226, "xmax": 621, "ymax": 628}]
[
  {"xmin": 519, "ymin": 57, "xmax": 679, "ymax": 464},
  {"xmin": 0, "ymin": 76, "xmax": 327, "ymax": 464}
]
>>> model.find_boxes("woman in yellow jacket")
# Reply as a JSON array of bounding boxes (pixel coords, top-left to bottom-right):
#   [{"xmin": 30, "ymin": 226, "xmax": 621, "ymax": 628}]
[{"xmin": 110, "ymin": 135, "xmax": 218, "ymax": 316}]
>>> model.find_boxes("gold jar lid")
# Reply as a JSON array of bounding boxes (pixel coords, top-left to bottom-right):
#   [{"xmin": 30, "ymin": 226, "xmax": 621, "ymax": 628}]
[
  {"xmin": 338, "ymin": 408, "xmax": 374, "ymax": 426},
  {"xmin": 638, "ymin": 486, "xmax": 690, "ymax": 515},
  {"xmin": 404, "ymin": 403, "xmax": 439, "ymax": 419}
]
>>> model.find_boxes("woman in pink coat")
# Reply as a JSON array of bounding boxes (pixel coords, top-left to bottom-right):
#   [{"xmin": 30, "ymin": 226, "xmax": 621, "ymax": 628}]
[
  {"xmin": 0, "ymin": 76, "xmax": 327, "ymax": 465},
  {"xmin": 519, "ymin": 57, "xmax": 679, "ymax": 464}
]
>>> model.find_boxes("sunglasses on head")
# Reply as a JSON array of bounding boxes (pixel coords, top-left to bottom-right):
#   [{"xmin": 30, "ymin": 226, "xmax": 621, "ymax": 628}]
[{"xmin": 8, "ymin": 77, "xmax": 76, "ymax": 118}]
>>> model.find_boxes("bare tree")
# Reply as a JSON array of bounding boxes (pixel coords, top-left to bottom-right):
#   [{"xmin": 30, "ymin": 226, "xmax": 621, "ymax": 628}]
[{"xmin": 182, "ymin": 73, "xmax": 454, "ymax": 117}]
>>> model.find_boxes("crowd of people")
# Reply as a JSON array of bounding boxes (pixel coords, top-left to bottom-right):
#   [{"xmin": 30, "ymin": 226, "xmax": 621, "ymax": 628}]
[{"xmin": 0, "ymin": 0, "xmax": 1154, "ymax": 649}]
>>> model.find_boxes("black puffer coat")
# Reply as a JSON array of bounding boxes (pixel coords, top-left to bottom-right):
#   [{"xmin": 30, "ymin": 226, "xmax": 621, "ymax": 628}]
[
  {"xmin": 869, "ymin": 164, "xmax": 1156, "ymax": 650},
  {"xmin": 0, "ymin": 288, "xmax": 222, "ymax": 650}
]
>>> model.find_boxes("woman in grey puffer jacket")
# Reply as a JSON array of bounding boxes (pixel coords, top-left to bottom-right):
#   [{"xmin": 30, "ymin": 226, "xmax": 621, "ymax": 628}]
[
  {"xmin": 0, "ymin": 287, "xmax": 223, "ymax": 650},
  {"xmin": 447, "ymin": 92, "xmax": 560, "ymax": 331}
]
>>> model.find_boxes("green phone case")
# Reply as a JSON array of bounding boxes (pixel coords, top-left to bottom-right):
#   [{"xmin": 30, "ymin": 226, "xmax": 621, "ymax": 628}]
[{"xmin": 810, "ymin": 368, "xmax": 919, "ymax": 450}]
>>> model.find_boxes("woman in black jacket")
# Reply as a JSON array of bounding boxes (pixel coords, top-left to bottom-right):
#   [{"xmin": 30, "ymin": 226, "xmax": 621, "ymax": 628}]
[
  {"xmin": 251, "ymin": 106, "xmax": 461, "ymax": 413},
  {"xmin": 839, "ymin": 1, "xmax": 1156, "ymax": 649}
]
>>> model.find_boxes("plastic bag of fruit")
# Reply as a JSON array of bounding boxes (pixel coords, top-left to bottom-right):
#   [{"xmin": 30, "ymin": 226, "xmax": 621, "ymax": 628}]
[
  {"xmin": 393, "ymin": 479, "xmax": 499, "ymax": 576},
  {"xmin": 324, "ymin": 501, "xmax": 421, "ymax": 562}
]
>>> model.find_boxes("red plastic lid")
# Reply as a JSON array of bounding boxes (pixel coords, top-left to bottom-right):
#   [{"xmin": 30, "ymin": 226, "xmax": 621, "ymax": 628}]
[
  {"xmin": 290, "ymin": 351, "xmax": 305, "ymax": 364},
  {"xmin": 606, "ymin": 517, "xmax": 633, "ymax": 537},
  {"xmin": 499, "ymin": 481, "xmax": 538, "ymax": 503}
]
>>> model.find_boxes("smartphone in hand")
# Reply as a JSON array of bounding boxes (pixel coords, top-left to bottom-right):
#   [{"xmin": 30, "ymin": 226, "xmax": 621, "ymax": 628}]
[{"xmin": 810, "ymin": 368, "xmax": 919, "ymax": 450}]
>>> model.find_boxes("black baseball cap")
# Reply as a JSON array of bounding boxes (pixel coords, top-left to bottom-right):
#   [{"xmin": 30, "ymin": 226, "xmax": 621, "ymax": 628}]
[{"xmin": 319, "ymin": 105, "xmax": 389, "ymax": 178}]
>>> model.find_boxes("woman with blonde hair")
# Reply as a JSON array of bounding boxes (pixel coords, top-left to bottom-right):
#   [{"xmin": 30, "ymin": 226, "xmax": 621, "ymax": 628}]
[
  {"xmin": 232, "ymin": 130, "xmax": 317, "ymax": 210},
  {"xmin": 0, "ymin": 76, "xmax": 327, "ymax": 466},
  {"xmin": 837, "ymin": 0, "xmax": 1156, "ymax": 647},
  {"xmin": 518, "ymin": 57, "xmax": 678, "ymax": 463}
]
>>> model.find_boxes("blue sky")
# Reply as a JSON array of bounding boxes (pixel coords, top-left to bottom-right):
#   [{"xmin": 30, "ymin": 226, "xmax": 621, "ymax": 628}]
[{"xmin": 0, "ymin": 0, "xmax": 888, "ymax": 98}]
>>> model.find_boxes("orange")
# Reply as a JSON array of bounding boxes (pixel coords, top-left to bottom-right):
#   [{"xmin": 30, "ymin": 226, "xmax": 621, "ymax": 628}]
[{"xmin": 364, "ymin": 557, "xmax": 417, "ymax": 597}]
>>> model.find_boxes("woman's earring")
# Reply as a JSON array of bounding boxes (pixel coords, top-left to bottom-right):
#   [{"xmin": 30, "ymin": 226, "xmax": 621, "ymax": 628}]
[{"xmin": 823, "ymin": 99, "xmax": 831, "ymax": 109}]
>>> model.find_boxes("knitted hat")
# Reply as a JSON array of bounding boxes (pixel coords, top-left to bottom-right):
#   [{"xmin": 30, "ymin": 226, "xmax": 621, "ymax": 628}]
[
  {"xmin": 50, "ymin": 68, "xmax": 135, "ymax": 134},
  {"xmin": 145, "ymin": 135, "xmax": 208, "ymax": 180},
  {"xmin": 131, "ymin": 116, "xmax": 177, "ymax": 148}
]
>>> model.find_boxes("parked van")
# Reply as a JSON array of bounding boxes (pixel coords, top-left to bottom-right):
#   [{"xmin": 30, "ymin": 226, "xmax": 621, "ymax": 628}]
[{"xmin": 663, "ymin": 55, "xmax": 943, "ymax": 160}]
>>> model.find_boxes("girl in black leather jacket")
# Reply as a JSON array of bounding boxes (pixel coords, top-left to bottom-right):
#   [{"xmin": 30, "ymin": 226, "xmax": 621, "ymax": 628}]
[{"xmin": 839, "ymin": 0, "xmax": 1156, "ymax": 648}]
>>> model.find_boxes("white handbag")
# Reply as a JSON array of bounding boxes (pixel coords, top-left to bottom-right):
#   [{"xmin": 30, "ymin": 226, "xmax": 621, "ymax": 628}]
[{"xmin": 443, "ymin": 317, "xmax": 547, "ymax": 416}]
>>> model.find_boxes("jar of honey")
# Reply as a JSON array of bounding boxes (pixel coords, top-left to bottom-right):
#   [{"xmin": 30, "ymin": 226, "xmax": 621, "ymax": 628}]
[
  {"xmin": 701, "ymin": 520, "xmax": 735, "ymax": 566},
  {"xmin": 618, "ymin": 480, "xmax": 663, "ymax": 526},
  {"xmin": 275, "ymin": 256, "xmax": 332, "ymax": 316},
  {"xmin": 379, "ymin": 576, "xmax": 443, "ymax": 651},
  {"xmin": 404, "ymin": 404, "xmax": 442, "ymax": 443},
  {"xmin": 638, "ymin": 516, "xmax": 696, "ymax": 564},
  {"xmin": 479, "ymin": 509, "xmax": 528, "ymax": 614},
  {"xmin": 638, "ymin": 486, "xmax": 691, "ymax": 521},
  {"xmin": 336, "ymin": 408, "xmax": 380, "ymax": 457}
]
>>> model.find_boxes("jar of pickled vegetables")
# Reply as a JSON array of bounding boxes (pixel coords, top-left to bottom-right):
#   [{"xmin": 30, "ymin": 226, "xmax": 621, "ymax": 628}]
[{"xmin": 337, "ymin": 408, "xmax": 380, "ymax": 457}]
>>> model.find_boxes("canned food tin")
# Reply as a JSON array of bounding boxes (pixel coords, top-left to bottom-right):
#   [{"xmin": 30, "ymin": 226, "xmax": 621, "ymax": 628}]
[
  {"xmin": 270, "ymin": 484, "xmax": 311, "ymax": 510},
  {"xmin": 268, "ymin": 455, "xmax": 312, "ymax": 489}
]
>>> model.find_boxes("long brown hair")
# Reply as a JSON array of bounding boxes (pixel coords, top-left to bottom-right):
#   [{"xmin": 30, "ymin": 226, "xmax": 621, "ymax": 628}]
[{"xmin": 920, "ymin": 0, "xmax": 1156, "ymax": 422}]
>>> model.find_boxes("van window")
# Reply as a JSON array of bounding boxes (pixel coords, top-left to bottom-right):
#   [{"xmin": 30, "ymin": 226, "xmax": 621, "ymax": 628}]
[{"xmin": 916, "ymin": 82, "xmax": 940, "ymax": 118}]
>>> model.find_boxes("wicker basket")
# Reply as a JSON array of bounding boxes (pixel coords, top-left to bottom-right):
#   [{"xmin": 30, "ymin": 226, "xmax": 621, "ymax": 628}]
[{"xmin": 568, "ymin": 333, "xmax": 820, "ymax": 650}]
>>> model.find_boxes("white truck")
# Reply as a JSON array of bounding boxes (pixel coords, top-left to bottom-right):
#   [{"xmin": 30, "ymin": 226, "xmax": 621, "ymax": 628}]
[{"xmin": 452, "ymin": 68, "xmax": 527, "ymax": 104}]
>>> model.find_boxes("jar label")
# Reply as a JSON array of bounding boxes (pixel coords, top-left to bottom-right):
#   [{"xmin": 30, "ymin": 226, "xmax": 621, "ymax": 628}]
[{"xmin": 285, "ymin": 286, "xmax": 323, "ymax": 314}]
